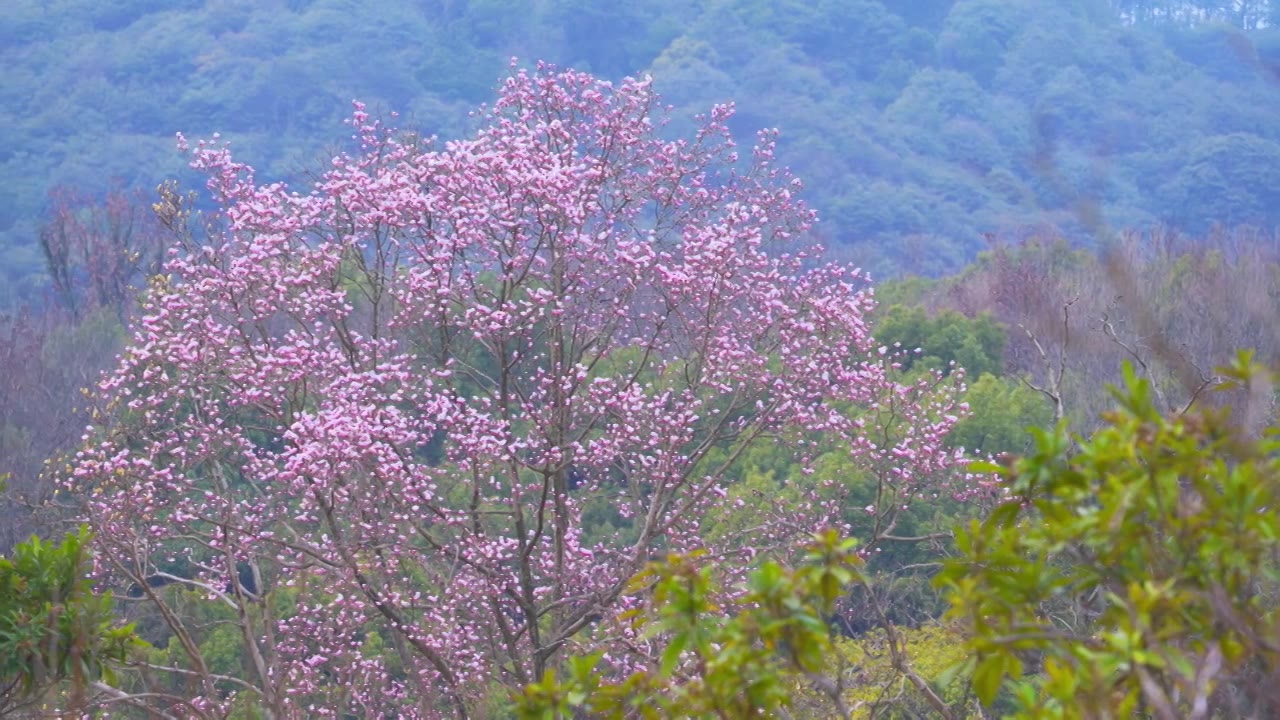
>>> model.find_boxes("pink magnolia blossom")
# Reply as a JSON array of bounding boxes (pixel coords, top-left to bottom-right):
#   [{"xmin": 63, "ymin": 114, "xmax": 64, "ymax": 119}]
[{"xmin": 69, "ymin": 64, "xmax": 970, "ymax": 719}]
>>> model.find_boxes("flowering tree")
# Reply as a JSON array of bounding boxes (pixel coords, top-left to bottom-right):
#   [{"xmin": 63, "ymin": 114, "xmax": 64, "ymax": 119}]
[{"xmin": 69, "ymin": 65, "xmax": 969, "ymax": 718}]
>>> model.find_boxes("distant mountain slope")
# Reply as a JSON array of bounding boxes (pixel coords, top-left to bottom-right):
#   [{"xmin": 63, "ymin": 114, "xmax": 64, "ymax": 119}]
[{"xmin": 2, "ymin": 0, "xmax": 1278, "ymax": 302}]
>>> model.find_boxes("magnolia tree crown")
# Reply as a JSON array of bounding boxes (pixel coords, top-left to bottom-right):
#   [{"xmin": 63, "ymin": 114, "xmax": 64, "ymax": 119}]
[{"xmin": 70, "ymin": 64, "xmax": 970, "ymax": 718}]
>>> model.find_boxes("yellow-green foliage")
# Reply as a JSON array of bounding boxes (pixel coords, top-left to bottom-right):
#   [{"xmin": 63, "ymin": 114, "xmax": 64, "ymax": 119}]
[
  {"xmin": 837, "ymin": 623, "xmax": 973, "ymax": 717},
  {"xmin": 781, "ymin": 622, "xmax": 981, "ymax": 719}
]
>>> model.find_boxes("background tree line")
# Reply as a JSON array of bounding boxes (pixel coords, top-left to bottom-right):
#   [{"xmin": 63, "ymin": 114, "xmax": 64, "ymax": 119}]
[{"xmin": 3, "ymin": 0, "xmax": 1280, "ymax": 301}]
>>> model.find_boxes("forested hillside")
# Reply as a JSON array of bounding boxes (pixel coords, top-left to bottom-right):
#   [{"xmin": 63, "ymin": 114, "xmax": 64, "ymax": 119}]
[{"xmin": 3, "ymin": 0, "xmax": 1280, "ymax": 304}]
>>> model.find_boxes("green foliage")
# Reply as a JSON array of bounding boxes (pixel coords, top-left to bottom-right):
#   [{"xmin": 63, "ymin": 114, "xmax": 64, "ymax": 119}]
[
  {"xmin": 514, "ymin": 531, "xmax": 863, "ymax": 719},
  {"xmin": 948, "ymin": 373, "xmax": 1054, "ymax": 457},
  {"xmin": 0, "ymin": 527, "xmax": 141, "ymax": 713},
  {"xmin": 873, "ymin": 304, "xmax": 1006, "ymax": 378},
  {"xmin": 939, "ymin": 356, "xmax": 1280, "ymax": 718}
]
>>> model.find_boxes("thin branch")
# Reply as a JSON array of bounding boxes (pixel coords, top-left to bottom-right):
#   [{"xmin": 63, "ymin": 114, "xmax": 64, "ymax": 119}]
[{"xmin": 89, "ymin": 682, "xmax": 185, "ymax": 720}]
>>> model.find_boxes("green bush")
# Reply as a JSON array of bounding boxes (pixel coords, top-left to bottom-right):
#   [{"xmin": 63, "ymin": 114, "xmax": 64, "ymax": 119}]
[
  {"xmin": 940, "ymin": 355, "xmax": 1280, "ymax": 718},
  {"xmin": 0, "ymin": 526, "xmax": 142, "ymax": 714}
]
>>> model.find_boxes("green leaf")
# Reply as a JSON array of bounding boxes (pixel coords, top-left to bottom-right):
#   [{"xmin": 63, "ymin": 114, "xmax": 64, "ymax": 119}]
[
  {"xmin": 659, "ymin": 632, "xmax": 688, "ymax": 677},
  {"xmin": 972, "ymin": 654, "xmax": 1006, "ymax": 705}
]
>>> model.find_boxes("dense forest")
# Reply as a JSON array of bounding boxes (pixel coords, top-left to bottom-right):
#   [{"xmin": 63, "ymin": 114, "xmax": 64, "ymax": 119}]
[
  {"xmin": 4, "ymin": 1, "xmax": 1280, "ymax": 718},
  {"xmin": 3, "ymin": 0, "xmax": 1280, "ymax": 303}
]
